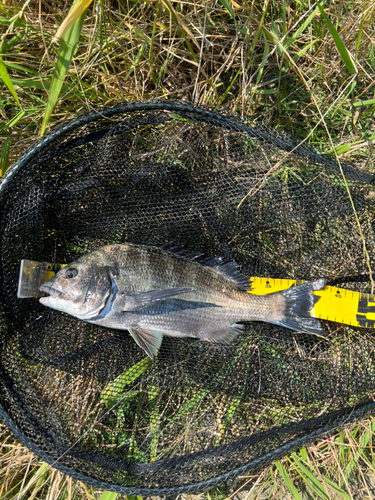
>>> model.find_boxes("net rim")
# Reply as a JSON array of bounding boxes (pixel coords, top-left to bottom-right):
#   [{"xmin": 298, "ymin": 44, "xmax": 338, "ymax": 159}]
[
  {"xmin": 1, "ymin": 400, "xmax": 374, "ymax": 495},
  {"xmin": 2, "ymin": 99, "xmax": 368, "ymax": 197}
]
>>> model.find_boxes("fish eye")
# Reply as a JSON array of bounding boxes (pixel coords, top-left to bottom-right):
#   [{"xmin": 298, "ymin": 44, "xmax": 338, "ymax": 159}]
[{"xmin": 66, "ymin": 268, "xmax": 78, "ymax": 279}]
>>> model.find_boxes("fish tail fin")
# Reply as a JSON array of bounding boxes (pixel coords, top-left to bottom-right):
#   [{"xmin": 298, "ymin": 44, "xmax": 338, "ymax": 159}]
[{"xmin": 271, "ymin": 279, "xmax": 327, "ymax": 336}]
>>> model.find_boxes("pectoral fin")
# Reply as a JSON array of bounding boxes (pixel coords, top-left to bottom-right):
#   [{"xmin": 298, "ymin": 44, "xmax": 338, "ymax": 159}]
[
  {"xmin": 120, "ymin": 287, "xmax": 194, "ymax": 312},
  {"xmin": 128, "ymin": 327, "xmax": 163, "ymax": 359}
]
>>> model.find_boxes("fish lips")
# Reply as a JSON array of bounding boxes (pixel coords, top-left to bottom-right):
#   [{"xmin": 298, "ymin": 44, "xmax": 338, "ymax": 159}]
[
  {"xmin": 39, "ymin": 283, "xmax": 63, "ymax": 298},
  {"xmin": 39, "ymin": 284, "xmax": 65, "ymax": 307}
]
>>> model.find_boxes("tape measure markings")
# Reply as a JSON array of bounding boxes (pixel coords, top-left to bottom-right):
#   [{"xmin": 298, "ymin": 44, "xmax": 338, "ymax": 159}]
[{"xmin": 248, "ymin": 277, "xmax": 374, "ymax": 329}]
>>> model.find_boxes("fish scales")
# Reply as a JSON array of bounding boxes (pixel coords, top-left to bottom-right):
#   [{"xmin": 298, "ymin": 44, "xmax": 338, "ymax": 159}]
[
  {"xmin": 39, "ymin": 243, "xmax": 327, "ymax": 358},
  {"xmin": 103, "ymin": 245, "xmax": 277, "ymax": 328}
]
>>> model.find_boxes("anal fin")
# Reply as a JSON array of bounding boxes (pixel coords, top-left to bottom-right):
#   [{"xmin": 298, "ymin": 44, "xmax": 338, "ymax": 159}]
[
  {"xmin": 205, "ymin": 323, "xmax": 244, "ymax": 345},
  {"xmin": 128, "ymin": 327, "xmax": 163, "ymax": 359}
]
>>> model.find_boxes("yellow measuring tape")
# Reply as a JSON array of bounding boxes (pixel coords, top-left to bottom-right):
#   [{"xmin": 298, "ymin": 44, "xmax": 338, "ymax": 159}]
[{"xmin": 248, "ymin": 277, "xmax": 375, "ymax": 329}]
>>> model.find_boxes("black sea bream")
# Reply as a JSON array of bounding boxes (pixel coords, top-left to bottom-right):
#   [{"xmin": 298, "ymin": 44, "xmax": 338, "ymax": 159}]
[{"xmin": 39, "ymin": 244, "xmax": 326, "ymax": 358}]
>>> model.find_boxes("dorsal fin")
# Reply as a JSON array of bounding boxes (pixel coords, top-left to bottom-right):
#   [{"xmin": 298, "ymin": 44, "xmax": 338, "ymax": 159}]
[
  {"xmin": 161, "ymin": 243, "xmax": 251, "ymax": 291},
  {"xmin": 161, "ymin": 243, "xmax": 202, "ymax": 261}
]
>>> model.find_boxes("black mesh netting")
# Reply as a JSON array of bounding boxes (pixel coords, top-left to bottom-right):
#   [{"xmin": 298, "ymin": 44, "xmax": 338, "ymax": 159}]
[{"xmin": 1, "ymin": 100, "xmax": 375, "ymax": 495}]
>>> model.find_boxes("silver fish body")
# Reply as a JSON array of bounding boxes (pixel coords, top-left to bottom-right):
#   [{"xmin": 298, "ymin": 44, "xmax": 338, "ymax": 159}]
[{"xmin": 39, "ymin": 243, "xmax": 326, "ymax": 358}]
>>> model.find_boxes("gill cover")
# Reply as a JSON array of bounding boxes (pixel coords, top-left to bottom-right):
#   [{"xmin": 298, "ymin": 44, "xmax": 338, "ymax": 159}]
[{"xmin": 78, "ymin": 266, "xmax": 117, "ymax": 320}]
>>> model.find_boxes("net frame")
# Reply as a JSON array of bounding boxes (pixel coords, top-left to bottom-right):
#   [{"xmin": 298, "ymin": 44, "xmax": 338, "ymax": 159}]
[{"xmin": 0, "ymin": 100, "xmax": 374, "ymax": 495}]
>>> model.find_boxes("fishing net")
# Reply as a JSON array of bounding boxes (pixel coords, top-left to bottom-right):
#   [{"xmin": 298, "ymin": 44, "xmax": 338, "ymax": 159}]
[{"xmin": 1, "ymin": 100, "xmax": 375, "ymax": 495}]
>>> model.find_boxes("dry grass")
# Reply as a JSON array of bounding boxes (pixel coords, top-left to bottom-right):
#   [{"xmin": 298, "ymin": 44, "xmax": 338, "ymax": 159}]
[
  {"xmin": 1, "ymin": 0, "xmax": 375, "ymax": 498},
  {"xmin": 1, "ymin": 0, "xmax": 375, "ymax": 163},
  {"xmin": 0, "ymin": 423, "xmax": 98, "ymax": 499},
  {"xmin": 2, "ymin": 418, "xmax": 375, "ymax": 499}
]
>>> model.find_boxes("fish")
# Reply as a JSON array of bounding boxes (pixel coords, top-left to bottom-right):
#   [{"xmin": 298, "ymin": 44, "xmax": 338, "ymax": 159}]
[{"xmin": 39, "ymin": 243, "xmax": 327, "ymax": 359}]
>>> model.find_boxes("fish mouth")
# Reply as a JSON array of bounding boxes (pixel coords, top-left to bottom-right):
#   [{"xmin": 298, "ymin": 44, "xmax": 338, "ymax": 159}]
[{"xmin": 39, "ymin": 284, "xmax": 63, "ymax": 298}]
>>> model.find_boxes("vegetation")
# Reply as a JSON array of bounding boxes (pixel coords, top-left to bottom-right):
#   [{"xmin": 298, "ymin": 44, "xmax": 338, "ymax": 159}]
[{"xmin": 0, "ymin": 0, "xmax": 375, "ymax": 498}]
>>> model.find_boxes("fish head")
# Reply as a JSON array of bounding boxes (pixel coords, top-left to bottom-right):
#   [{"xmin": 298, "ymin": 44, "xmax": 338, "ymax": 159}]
[{"xmin": 39, "ymin": 254, "xmax": 116, "ymax": 320}]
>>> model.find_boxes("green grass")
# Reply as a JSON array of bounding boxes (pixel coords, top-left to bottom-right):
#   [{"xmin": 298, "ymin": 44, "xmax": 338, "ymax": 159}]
[{"xmin": 1, "ymin": 0, "xmax": 375, "ymax": 498}]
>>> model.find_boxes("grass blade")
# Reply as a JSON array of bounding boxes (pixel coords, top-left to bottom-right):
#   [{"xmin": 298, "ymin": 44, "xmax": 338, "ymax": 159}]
[
  {"xmin": 0, "ymin": 137, "xmax": 10, "ymax": 176},
  {"xmin": 293, "ymin": 39, "xmax": 318, "ymax": 60},
  {"xmin": 152, "ymin": 43, "xmax": 182, "ymax": 97},
  {"xmin": 217, "ymin": 66, "xmax": 241, "ymax": 106},
  {"xmin": 315, "ymin": 1, "xmax": 356, "ymax": 75},
  {"xmin": 2, "ymin": 29, "xmax": 26, "ymax": 53},
  {"xmin": 0, "ymin": 76, "xmax": 68, "ymax": 91},
  {"xmin": 159, "ymin": 388, "xmax": 208, "ymax": 439},
  {"xmin": 255, "ymin": 32, "xmax": 270, "ymax": 85},
  {"xmin": 321, "ymin": 474, "xmax": 351, "ymax": 499},
  {"xmin": 53, "ymin": 0, "xmax": 94, "ymax": 43},
  {"xmin": 40, "ymin": 0, "xmax": 89, "ymax": 136},
  {"xmin": 0, "ymin": 16, "xmax": 25, "ymax": 28},
  {"xmin": 0, "ymin": 56, "xmax": 20, "ymax": 106},
  {"xmin": 275, "ymin": 460, "xmax": 303, "ymax": 500},
  {"xmin": 101, "ymin": 357, "xmax": 151, "ymax": 405},
  {"xmin": 353, "ymin": 98, "xmax": 375, "ymax": 108},
  {"xmin": 0, "ymin": 109, "xmax": 25, "ymax": 133},
  {"xmin": 148, "ymin": 382, "xmax": 160, "ymax": 461},
  {"xmin": 355, "ymin": 9, "xmax": 367, "ymax": 62},
  {"xmin": 31, "ymin": 462, "xmax": 49, "ymax": 490},
  {"xmin": 290, "ymin": 452, "xmax": 330, "ymax": 499},
  {"xmin": 124, "ymin": 41, "xmax": 148, "ymax": 82},
  {"xmin": 218, "ymin": 0, "xmax": 235, "ymax": 19},
  {"xmin": 3, "ymin": 62, "xmax": 39, "ymax": 76},
  {"xmin": 284, "ymin": 7, "xmax": 319, "ymax": 49},
  {"xmin": 98, "ymin": 492, "xmax": 118, "ymax": 500},
  {"xmin": 271, "ymin": 20, "xmax": 282, "ymax": 57}
]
